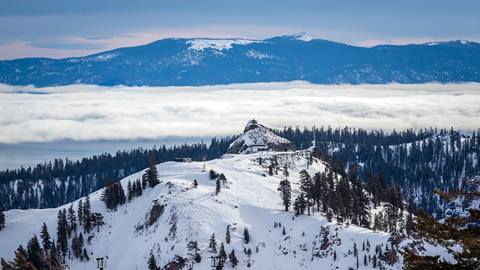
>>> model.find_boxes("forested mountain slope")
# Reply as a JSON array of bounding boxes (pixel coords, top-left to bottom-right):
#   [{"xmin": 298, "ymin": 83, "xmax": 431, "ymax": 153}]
[
  {"xmin": 0, "ymin": 150, "xmax": 454, "ymax": 270},
  {"xmin": 1, "ymin": 34, "xmax": 479, "ymax": 86}
]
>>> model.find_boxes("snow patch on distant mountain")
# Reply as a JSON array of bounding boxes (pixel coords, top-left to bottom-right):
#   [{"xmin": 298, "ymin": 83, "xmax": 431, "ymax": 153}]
[
  {"xmin": 94, "ymin": 52, "xmax": 120, "ymax": 61},
  {"xmin": 245, "ymin": 50, "xmax": 273, "ymax": 59},
  {"xmin": 290, "ymin": 32, "xmax": 314, "ymax": 42},
  {"xmin": 424, "ymin": 40, "xmax": 474, "ymax": 46},
  {"xmin": 187, "ymin": 39, "xmax": 260, "ymax": 51}
]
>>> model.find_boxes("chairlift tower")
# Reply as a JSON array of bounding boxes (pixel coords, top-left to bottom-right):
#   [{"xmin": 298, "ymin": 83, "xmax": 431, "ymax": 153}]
[
  {"xmin": 312, "ymin": 125, "xmax": 316, "ymax": 148},
  {"xmin": 96, "ymin": 256, "xmax": 108, "ymax": 270}
]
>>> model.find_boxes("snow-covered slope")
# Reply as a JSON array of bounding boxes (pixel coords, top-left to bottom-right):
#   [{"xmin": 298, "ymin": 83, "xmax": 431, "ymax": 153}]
[{"xmin": 0, "ymin": 150, "xmax": 453, "ymax": 269}]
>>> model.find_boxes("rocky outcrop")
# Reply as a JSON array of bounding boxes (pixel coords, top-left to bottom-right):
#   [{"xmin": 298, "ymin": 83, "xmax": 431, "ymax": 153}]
[{"xmin": 227, "ymin": 120, "xmax": 295, "ymax": 154}]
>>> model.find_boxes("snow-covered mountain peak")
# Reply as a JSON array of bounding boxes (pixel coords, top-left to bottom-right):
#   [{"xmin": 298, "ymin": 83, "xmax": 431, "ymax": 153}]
[
  {"xmin": 289, "ymin": 32, "xmax": 315, "ymax": 41},
  {"xmin": 186, "ymin": 38, "xmax": 259, "ymax": 51},
  {"xmin": 227, "ymin": 120, "xmax": 295, "ymax": 154}
]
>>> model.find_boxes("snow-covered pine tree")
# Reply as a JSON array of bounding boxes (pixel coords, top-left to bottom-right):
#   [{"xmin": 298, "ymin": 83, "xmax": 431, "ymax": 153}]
[
  {"xmin": 277, "ymin": 179, "xmax": 292, "ymax": 211},
  {"xmin": 218, "ymin": 242, "xmax": 227, "ymax": 262},
  {"xmin": 225, "ymin": 225, "xmax": 231, "ymax": 244},
  {"xmin": 146, "ymin": 161, "xmax": 160, "ymax": 188},
  {"xmin": 187, "ymin": 240, "xmax": 201, "ymax": 263},
  {"xmin": 216, "ymin": 178, "xmax": 221, "ymax": 195},
  {"xmin": 147, "ymin": 252, "xmax": 158, "ymax": 270},
  {"xmin": 209, "ymin": 233, "xmax": 217, "ymax": 253},
  {"xmin": 243, "ymin": 228, "xmax": 250, "ymax": 244},
  {"xmin": 229, "ymin": 249, "xmax": 238, "ymax": 267},
  {"xmin": 209, "ymin": 169, "xmax": 218, "ymax": 180}
]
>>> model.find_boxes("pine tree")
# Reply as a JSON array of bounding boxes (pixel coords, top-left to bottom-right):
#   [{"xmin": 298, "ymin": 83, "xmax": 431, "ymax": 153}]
[
  {"xmin": 84, "ymin": 195, "xmax": 92, "ymax": 232},
  {"xmin": 209, "ymin": 169, "xmax": 218, "ymax": 180},
  {"xmin": 71, "ymin": 234, "xmax": 80, "ymax": 258},
  {"xmin": 0, "ymin": 208, "xmax": 5, "ymax": 231},
  {"xmin": 216, "ymin": 177, "xmax": 221, "ymax": 195},
  {"xmin": 209, "ymin": 233, "xmax": 217, "ymax": 253},
  {"xmin": 82, "ymin": 248, "xmax": 89, "ymax": 261},
  {"xmin": 136, "ymin": 179, "xmax": 143, "ymax": 196},
  {"xmin": 277, "ymin": 179, "xmax": 292, "ymax": 211},
  {"xmin": 40, "ymin": 222, "xmax": 51, "ymax": 252},
  {"xmin": 56, "ymin": 210, "xmax": 68, "ymax": 257},
  {"xmin": 326, "ymin": 209, "xmax": 333, "ymax": 222},
  {"xmin": 77, "ymin": 199, "xmax": 83, "ymax": 226},
  {"xmin": 67, "ymin": 204, "xmax": 77, "ymax": 235},
  {"xmin": 127, "ymin": 180, "xmax": 133, "ymax": 202},
  {"xmin": 278, "ymin": 163, "xmax": 292, "ymax": 212},
  {"xmin": 11, "ymin": 247, "xmax": 36, "ymax": 270},
  {"xmin": 218, "ymin": 173, "xmax": 227, "ymax": 186},
  {"xmin": 299, "ymin": 170, "xmax": 313, "ymax": 198},
  {"xmin": 406, "ymin": 196, "xmax": 415, "ymax": 235},
  {"xmin": 243, "ymin": 228, "xmax": 250, "ymax": 244},
  {"xmin": 225, "ymin": 225, "xmax": 231, "ymax": 244},
  {"xmin": 102, "ymin": 181, "xmax": 126, "ymax": 210},
  {"xmin": 218, "ymin": 242, "xmax": 227, "ymax": 262},
  {"xmin": 148, "ymin": 252, "xmax": 158, "ymax": 270},
  {"xmin": 293, "ymin": 193, "xmax": 308, "ymax": 215},
  {"xmin": 26, "ymin": 235, "xmax": 44, "ymax": 269},
  {"xmin": 146, "ymin": 161, "xmax": 160, "ymax": 188},
  {"xmin": 268, "ymin": 164, "xmax": 274, "ymax": 176},
  {"xmin": 229, "ymin": 249, "xmax": 238, "ymax": 267},
  {"xmin": 91, "ymin": 212, "xmax": 105, "ymax": 233},
  {"xmin": 1, "ymin": 258, "xmax": 14, "ymax": 270},
  {"xmin": 187, "ymin": 240, "xmax": 201, "ymax": 263},
  {"xmin": 142, "ymin": 173, "xmax": 148, "ymax": 189},
  {"xmin": 78, "ymin": 233, "xmax": 84, "ymax": 260}
]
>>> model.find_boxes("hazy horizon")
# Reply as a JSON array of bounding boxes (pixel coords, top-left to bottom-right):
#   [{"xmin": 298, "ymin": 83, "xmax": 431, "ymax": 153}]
[{"xmin": 1, "ymin": 0, "xmax": 479, "ymax": 59}]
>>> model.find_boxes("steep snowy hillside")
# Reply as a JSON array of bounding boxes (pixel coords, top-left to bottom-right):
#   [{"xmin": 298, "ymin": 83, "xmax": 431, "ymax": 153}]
[
  {"xmin": 0, "ymin": 150, "xmax": 453, "ymax": 270},
  {"xmin": 1, "ymin": 34, "xmax": 479, "ymax": 86}
]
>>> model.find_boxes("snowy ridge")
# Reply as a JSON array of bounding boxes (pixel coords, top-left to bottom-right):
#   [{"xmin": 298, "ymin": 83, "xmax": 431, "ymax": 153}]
[
  {"xmin": 187, "ymin": 39, "xmax": 259, "ymax": 51},
  {"xmin": 2, "ymin": 35, "xmax": 479, "ymax": 86},
  {"xmin": 289, "ymin": 32, "xmax": 314, "ymax": 42},
  {"xmin": 0, "ymin": 150, "xmax": 454, "ymax": 270}
]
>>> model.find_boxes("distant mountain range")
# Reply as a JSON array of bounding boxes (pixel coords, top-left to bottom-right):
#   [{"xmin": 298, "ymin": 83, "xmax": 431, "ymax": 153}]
[{"xmin": 1, "ymin": 33, "xmax": 479, "ymax": 87}]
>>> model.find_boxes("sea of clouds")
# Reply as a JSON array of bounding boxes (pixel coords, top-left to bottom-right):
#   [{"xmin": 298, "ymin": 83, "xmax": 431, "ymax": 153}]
[{"xmin": 0, "ymin": 82, "xmax": 479, "ymax": 144}]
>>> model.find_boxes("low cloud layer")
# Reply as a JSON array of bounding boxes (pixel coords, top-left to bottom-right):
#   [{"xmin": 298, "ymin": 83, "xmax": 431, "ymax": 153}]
[{"xmin": 0, "ymin": 82, "xmax": 479, "ymax": 144}]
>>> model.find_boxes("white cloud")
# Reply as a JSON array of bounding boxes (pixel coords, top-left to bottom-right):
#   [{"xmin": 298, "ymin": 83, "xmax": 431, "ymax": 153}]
[{"xmin": 0, "ymin": 82, "xmax": 479, "ymax": 144}]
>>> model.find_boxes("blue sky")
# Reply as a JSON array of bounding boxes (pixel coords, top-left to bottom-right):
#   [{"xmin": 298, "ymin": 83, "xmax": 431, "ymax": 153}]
[{"xmin": 1, "ymin": 0, "xmax": 479, "ymax": 59}]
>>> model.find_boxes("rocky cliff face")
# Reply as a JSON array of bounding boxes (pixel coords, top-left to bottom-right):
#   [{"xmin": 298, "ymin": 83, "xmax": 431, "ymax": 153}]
[{"xmin": 227, "ymin": 120, "xmax": 295, "ymax": 154}]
